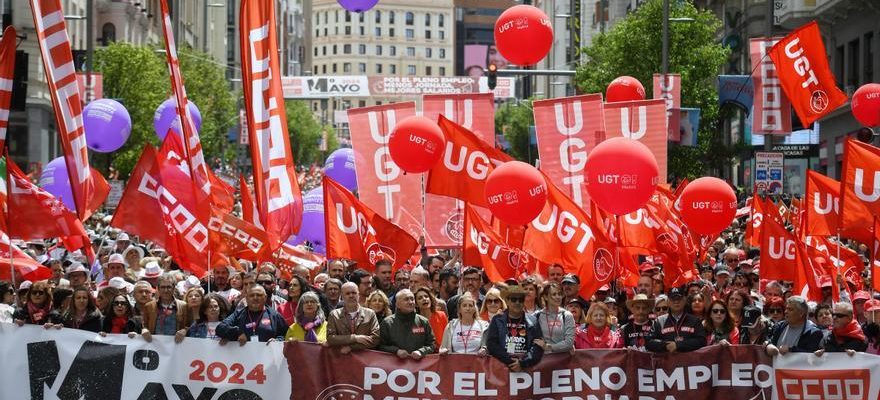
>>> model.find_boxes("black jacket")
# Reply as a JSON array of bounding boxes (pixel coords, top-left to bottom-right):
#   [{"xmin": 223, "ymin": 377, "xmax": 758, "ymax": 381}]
[
  {"xmin": 768, "ymin": 320, "xmax": 824, "ymax": 353},
  {"xmin": 100, "ymin": 316, "xmax": 143, "ymax": 334},
  {"xmin": 486, "ymin": 312, "xmax": 544, "ymax": 368},
  {"xmin": 216, "ymin": 306, "xmax": 288, "ymax": 342},
  {"xmin": 620, "ymin": 320, "xmax": 653, "ymax": 349},
  {"xmin": 821, "ymin": 332, "xmax": 868, "ymax": 353},
  {"xmin": 646, "ymin": 313, "xmax": 706, "ymax": 353},
  {"xmin": 63, "ymin": 310, "xmax": 103, "ymax": 333},
  {"xmin": 13, "ymin": 306, "xmax": 62, "ymax": 325}
]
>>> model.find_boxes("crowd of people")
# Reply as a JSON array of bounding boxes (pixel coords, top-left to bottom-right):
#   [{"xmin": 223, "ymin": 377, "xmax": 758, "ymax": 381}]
[{"xmin": 1, "ymin": 211, "xmax": 877, "ymax": 371}]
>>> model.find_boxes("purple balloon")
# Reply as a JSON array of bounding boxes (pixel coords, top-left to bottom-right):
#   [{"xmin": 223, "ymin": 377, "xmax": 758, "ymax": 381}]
[
  {"xmin": 38, "ymin": 157, "xmax": 75, "ymax": 211},
  {"xmin": 153, "ymin": 98, "xmax": 202, "ymax": 140},
  {"xmin": 323, "ymin": 148, "xmax": 357, "ymax": 191},
  {"xmin": 84, "ymin": 99, "xmax": 131, "ymax": 153},
  {"xmin": 290, "ymin": 187, "xmax": 325, "ymax": 246},
  {"xmin": 337, "ymin": 0, "xmax": 379, "ymax": 12}
]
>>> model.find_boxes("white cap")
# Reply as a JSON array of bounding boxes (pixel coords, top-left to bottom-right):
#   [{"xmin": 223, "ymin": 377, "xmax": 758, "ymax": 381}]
[
  {"xmin": 144, "ymin": 261, "xmax": 162, "ymax": 278},
  {"xmin": 108, "ymin": 277, "xmax": 134, "ymax": 293},
  {"xmin": 66, "ymin": 262, "xmax": 89, "ymax": 276},
  {"xmin": 107, "ymin": 253, "xmax": 127, "ymax": 266},
  {"xmin": 18, "ymin": 281, "xmax": 32, "ymax": 291},
  {"xmin": 116, "ymin": 232, "xmax": 130, "ymax": 241}
]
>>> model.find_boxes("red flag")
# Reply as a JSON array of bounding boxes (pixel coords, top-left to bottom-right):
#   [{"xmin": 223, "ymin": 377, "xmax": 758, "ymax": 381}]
[
  {"xmin": 589, "ymin": 201, "xmax": 640, "ymax": 288},
  {"xmin": 346, "ymin": 102, "xmax": 422, "ymax": 239},
  {"xmin": 427, "ymin": 116, "xmax": 512, "ymax": 207},
  {"xmin": 768, "ymin": 21, "xmax": 848, "ymax": 126},
  {"xmin": 804, "ymin": 235, "xmax": 862, "ymax": 298},
  {"xmin": 750, "ymin": 37, "xmax": 792, "ymax": 135},
  {"xmin": 804, "ymin": 170, "xmax": 842, "ymax": 236},
  {"xmin": 208, "ymin": 172, "xmax": 235, "ymax": 214},
  {"xmin": 840, "ymin": 138, "xmax": 880, "ymax": 245},
  {"xmin": 110, "ymin": 146, "xmax": 168, "ymax": 243},
  {"xmin": 745, "ymin": 195, "xmax": 782, "ymax": 246},
  {"xmin": 463, "ymin": 205, "xmax": 536, "ymax": 282},
  {"xmin": 0, "ymin": 26, "xmax": 16, "ymax": 151},
  {"xmin": 653, "ymin": 74, "xmax": 682, "ymax": 141},
  {"xmin": 208, "ymin": 207, "xmax": 270, "ymax": 261},
  {"xmin": 239, "ymin": 175, "xmax": 263, "ymax": 229},
  {"xmin": 603, "ymin": 99, "xmax": 668, "ymax": 184},
  {"xmin": 323, "ymin": 176, "xmax": 418, "ymax": 272},
  {"xmin": 272, "ymin": 242, "xmax": 326, "ymax": 276},
  {"xmin": 533, "ymin": 94, "xmax": 605, "ymax": 207},
  {"xmin": 240, "ymin": 0, "xmax": 304, "ymax": 248},
  {"xmin": 0, "ymin": 231, "xmax": 51, "ymax": 282},
  {"xmin": 759, "ymin": 216, "xmax": 808, "ymax": 288},
  {"xmin": 28, "ymin": 0, "xmax": 108, "ymax": 220},
  {"xmin": 7, "ymin": 157, "xmax": 89, "ymax": 252},
  {"xmin": 873, "ymin": 218, "xmax": 880, "ymax": 293},
  {"xmin": 422, "ymin": 93, "xmax": 495, "ymax": 247}
]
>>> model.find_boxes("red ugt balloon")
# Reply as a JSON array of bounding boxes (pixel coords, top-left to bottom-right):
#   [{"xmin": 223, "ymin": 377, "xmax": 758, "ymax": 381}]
[
  {"xmin": 388, "ymin": 116, "xmax": 446, "ymax": 174},
  {"xmin": 606, "ymin": 76, "xmax": 646, "ymax": 103},
  {"xmin": 494, "ymin": 5, "xmax": 553, "ymax": 66},
  {"xmin": 678, "ymin": 177, "xmax": 737, "ymax": 235},
  {"xmin": 852, "ymin": 83, "xmax": 880, "ymax": 128},
  {"xmin": 584, "ymin": 137, "xmax": 658, "ymax": 215},
  {"xmin": 484, "ymin": 161, "xmax": 548, "ymax": 226}
]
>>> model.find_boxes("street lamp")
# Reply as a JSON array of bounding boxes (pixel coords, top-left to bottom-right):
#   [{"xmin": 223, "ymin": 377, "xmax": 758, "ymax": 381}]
[{"xmin": 661, "ymin": 0, "xmax": 695, "ymax": 76}]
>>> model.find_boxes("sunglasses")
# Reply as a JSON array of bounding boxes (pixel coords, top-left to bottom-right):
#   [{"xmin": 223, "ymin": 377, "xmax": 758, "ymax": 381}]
[
  {"xmin": 112, "ymin": 301, "xmax": 129, "ymax": 307},
  {"xmin": 485, "ymin": 298, "xmax": 501, "ymax": 304},
  {"xmin": 507, "ymin": 297, "xmax": 524, "ymax": 304},
  {"xmin": 767, "ymin": 308, "xmax": 783, "ymax": 313},
  {"xmin": 30, "ymin": 290, "xmax": 46, "ymax": 296},
  {"xmin": 832, "ymin": 313, "xmax": 852, "ymax": 319},
  {"xmin": 655, "ymin": 306, "xmax": 668, "ymax": 312},
  {"xmin": 711, "ymin": 308, "xmax": 727, "ymax": 314},
  {"xmin": 257, "ymin": 280, "xmax": 275, "ymax": 285}
]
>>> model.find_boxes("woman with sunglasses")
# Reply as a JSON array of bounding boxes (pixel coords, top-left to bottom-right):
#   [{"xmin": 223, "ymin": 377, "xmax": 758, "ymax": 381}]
[
  {"xmin": 185, "ymin": 294, "xmax": 230, "ymax": 341},
  {"xmin": 62, "ymin": 287, "xmax": 102, "ymax": 333},
  {"xmin": 763, "ymin": 296, "xmax": 785, "ymax": 324},
  {"xmin": 479, "ymin": 288, "xmax": 506, "ymax": 321},
  {"xmin": 653, "ymin": 295, "xmax": 669, "ymax": 318},
  {"xmin": 704, "ymin": 300, "xmax": 739, "ymax": 345},
  {"xmin": 534, "ymin": 282, "xmax": 574, "ymax": 353},
  {"xmin": 100, "ymin": 295, "xmax": 147, "ymax": 340},
  {"xmin": 13, "ymin": 281, "xmax": 62, "ymax": 327}
]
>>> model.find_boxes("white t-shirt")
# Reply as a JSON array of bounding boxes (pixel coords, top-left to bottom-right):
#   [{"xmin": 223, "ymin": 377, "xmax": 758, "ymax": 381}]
[{"xmin": 448, "ymin": 319, "xmax": 489, "ymax": 354}]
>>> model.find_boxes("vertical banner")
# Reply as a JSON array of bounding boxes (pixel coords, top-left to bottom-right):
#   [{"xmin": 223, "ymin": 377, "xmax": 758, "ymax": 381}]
[
  {"xmin": 533, "ymin": 94, "xmax": 605, "ymax": 207},
  {"xmin": 240, "ymin": 0, "xmax": 304, "ymax": 248},
  {"xmin": 0, "ymin": 26, "xmax": 16, "ymax": 151},
  {"xmin": 28, "ymin": 0, "xmax": 109, "ymax": 220},
  {"xmin": 750, "ymin": 37, "xmax": 792, "ymax": 135},
  {"xmin": 653, "ymin": 74, "xmax": 681, "ymax": 142},
  {"xmin": 421, "ymin": 93, "xmax": 495, "ymax": 247},
  {"xmin": 347, "ymin": 102, "xmax": 422, "ymax": 239},
  {"xmin": 755, "ymin": 151, "xmax": 784, "ymax": 194},
  {"xmin": 603, "ymin": 99, "xmax": 668, "ymax": 184},
  {"xmin": 678, "ymin": 108, "xmax": 701, "ymax": 147}
]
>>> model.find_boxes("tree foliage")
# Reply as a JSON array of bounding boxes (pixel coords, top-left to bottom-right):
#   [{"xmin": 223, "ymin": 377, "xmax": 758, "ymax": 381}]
[
  {"xmin": 285, "ymin": 100, "xmax": 338, "ymax": 166},
  {"xmin": 495, "ymin": 100, "xmax": 535, "ymax": 163},
  {"xmin": 574, "ymin": 0, "xmax": 732, "ymax": 179}
]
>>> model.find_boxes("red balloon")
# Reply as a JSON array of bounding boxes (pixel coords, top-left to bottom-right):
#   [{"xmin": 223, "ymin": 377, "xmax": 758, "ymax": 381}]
[
  {"xmin": 852, "ymin": 83, "xmax": 880, "ymax": 128},
  {"xmin": 606, "ymin": 76, "xmax": 646, "ymax": 103},
  {"xmin": 585, "ymin": 137, "xmax": 658, "ymax": 215},
  {"xmin": 678, "ymin": 177, "xmax": 737, "ymax": 235},
  {"xmin": 494, "ymin": 5, "xmax": 553, "ymax": 66},
  {"xmin": 388, "ymin": 116, "xmax": 446, "ymax": 173},
  {"xmin": 484, "ymin": 161, "xmax": 547, "ymax": 225}
]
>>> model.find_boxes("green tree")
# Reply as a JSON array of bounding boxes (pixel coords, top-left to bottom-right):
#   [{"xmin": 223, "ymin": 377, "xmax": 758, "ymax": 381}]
[
  {"xmin": 574, "ymin": 0, "xmax": 732, "ymax": 179},
  {"xmin": 285, "ymin": 100, "xmax": 338, "ymax": 165},
  {"xmin": 94, "ymin": 43, "xmax": 237, "ymax": 176},
  {"xmin": 495, "ymin": 100, "xmax": 535, "ymax": 163}
]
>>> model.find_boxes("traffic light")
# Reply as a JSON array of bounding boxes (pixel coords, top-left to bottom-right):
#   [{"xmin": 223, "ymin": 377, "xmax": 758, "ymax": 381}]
[{"xmin": 487, "ymin": 63, "xmax": 497, "ymax": 90}]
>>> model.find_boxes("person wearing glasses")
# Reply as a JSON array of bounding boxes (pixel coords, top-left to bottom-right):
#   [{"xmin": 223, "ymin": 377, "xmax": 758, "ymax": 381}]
[
  {"xmin": 13, "ymin": 281, "xmax": 61, "ymax": 327},
  {"xmin": 446, "ymin": 267, "xmax": 483, "ymax": 320},
  {"xmin": 763, "ymin": 296, "xmax": 785, "ymax": 324},
  {"xmin": 486, "ymin": 285, "xmax": 543, "ymax": 372},
  {"xmin": 703, "ymin": 299, "xmax": 739, "ymax": 346},
  {"xmin": 766, "ymin": 296, "xmax": 824, "ymax": 356},
  {"xmin": 646, "ymin": 287, "xmax": 706, "ymax": 353},
  {"xmin": 185, "ymin": 294, "xmax": 230, "ymax": 340},
  {"xmin": 142, "ymin": 275, "xmax": 187, "ymax": 336},
  {"xmin": 479, "ymin": 288, "xmax": 506, "ymax": 321},
  {"xmin": 0, "ymin": 281, "xmax": 15, "ymax": 323},
  {"xmin": 217, "ymin": 285, "xmax": 289, "ymax": 344},
  {"xmin": 815, "ymin": 302, "xmax": 867, "ymax": 356},
  {"xmin": 285, "ymin": 292, "xmax": 328, "ymax": 343},
  {"xmin": 100, "ymin": 295, "xmax": 146, "ymax": 339},
  {"xmin": 653, "ymin": 295, "xmax": 669, "ymax": 317},
  {"xmin": 256, "ymin": 272, "xmax": 286, "ymax": 309}
]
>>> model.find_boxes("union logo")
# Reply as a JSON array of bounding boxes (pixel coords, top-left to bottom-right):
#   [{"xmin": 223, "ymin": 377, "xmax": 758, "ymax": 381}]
[
  {"xmin": 593, "ymin": 248, "xmax": 614, "ymax": 281},
  {"xmin": 810, "ymin": 90, "xmax": 829, "ymax": 113}
]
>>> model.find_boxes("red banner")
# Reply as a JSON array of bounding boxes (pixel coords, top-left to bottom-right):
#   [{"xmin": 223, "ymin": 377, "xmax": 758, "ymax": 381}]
[
  {"xmin": 240, "ymin": 0, "xmax": 303, "ymax": 248},
  {"xmin": 750, "ymin": 37, "xmax": 792, "ymax": 135},
  {"xmin": 285, "ymin": 342, "xmax": 773, "ymax": 400},
  {"xmin": 768, "ymin": 21, "xmax": 847, "ymax": 126},
  {"xmin": 653, "ymin": 74, "xmax": 682, "ymax": 141},
  {"xmin": 463, "ymin": 205, "xmax": 535, "ymax": 282},
  {"xmin": 759, "ymin": 215, "xmax": 807, "ymax": 286},
  {"xmin": 110, "ymin": 146, "xmax": 167, "ymax": 244},
  {"xmin": 603, "ymin": 99, "xmax": 668, "ymax": 183},
  {"xmin": 29, "ymin": 0, "xmax": 108, "ymax": 220},
  {"xmin": 208, "ymin": 207, "xmax": 270, "ymax": 261},
  {"xmin": 533, "ymin": 94, "xmax": 604, "ymax": 207},
  {"xmin": 0, "ymin": 26, "xmax": 15, "ymax": 150},
  {"xmin": 0, "ymin": 231, "xmax": 51, "ymax": 283},
  {"xmin": 804, "ymin": 169, "xmax": 841, "ymax": 236},
  {"xmin": 323, "ymin": 176, "xmax": 418, "ymax": 271},
  {"xmin": 839, "ymin": 138, "xmax": 880, "ymax": 245},
  {"xmin": 422, "ymin": 93, "xmax": 495, "ymax": 247},
  {"xmin": 272, "ymin": 242, "xmax": 325, "ymax": 275},
  {"xmin": 346, "ymin": 102, "xmax": 422, "ymax": 239}
]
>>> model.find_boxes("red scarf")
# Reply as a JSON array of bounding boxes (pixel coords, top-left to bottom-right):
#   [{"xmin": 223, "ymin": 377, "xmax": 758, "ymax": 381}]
[
  {"xmin": 833, "ymin": 320, "xmax": 866, "ymax": 343},
  {"xmin": 110, "ymin": 316, "xmax": 128, "ymax": 334},
  {"xmin": 27, "ymin": 302, "xmax": 52, "ymax": 324},
  {"xmin": 584, "ymin": 325, "xmax": 614, "ymax": 348}
]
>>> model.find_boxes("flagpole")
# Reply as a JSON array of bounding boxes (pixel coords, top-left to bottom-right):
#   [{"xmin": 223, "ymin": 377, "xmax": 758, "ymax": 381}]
[
  {"xmin": 207, "ymin": 250, "xmax": 212, "ymax": 294},
  {"xmin": 5, "ymin": 152, "xmax": 14, "ymax": 300}
]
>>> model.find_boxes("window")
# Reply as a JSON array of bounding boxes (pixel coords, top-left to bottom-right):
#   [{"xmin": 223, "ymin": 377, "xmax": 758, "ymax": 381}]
[
  {"xmin": 322, "ymin": 64, "xmax": 327, "ymax": 74},
  {"xmin": 324, "ymin": 28, "xmax": 327, "ymax": 36},
  {"xmin": 407, "ymin": 65, "xmax": 416, "ymax": 75},
  {"xmin": 322, "ymin": 46, "xmax": 327, "ymax": 56},
  {"xmin": 406, "ymin": 29, "xmax": 414, "ymax": 39},
  {"xmin": 358, "ymin": 63, "xmax": 366, "ymax": 73},
  {"xmin": 333, "ymin": 63, "xmax": 338, "ymax": 73},
  {"xmin": 359, "ymin": 100, "xmax": 367, "ymax": 107},
  {"xmin": 345, "ymin": 26, "xmax": 351, "ymax": 35},
  {"xmin": 375, "ymin": 10, "xmax": 381, "ymax": 23},
  {"xmin": 324, "ymin": 11, "xmax": 328, "ymax": 24},
  {"xmin": 389, "ymin": 11, "xmax": 395, "ymax": 24},
  {"xmin": 376, "ymin": 64, "xmax": 383, "ymax": 73},
  {"xmin": 360, "ymin": 26, "xmax": 365, "ymax": 35},
  {"xmin": 335, "ymin": 10, "xmax": 339, "ymax": 22},
  {"xmin": 376, "ymin": 45, "xmax": 383, "ymax": 55},
  {"xmin": 425, "ymin": 48, "xmax": 432, "ymax": 58},
  {"xmin": 359, "ymin": 44, "xmax": 366, "ymax": 54},
  {"xmin": 425, "ymin": 30, "xmax": 431, "ymax": 39},
  {"xmin": 344, "ymin": 44, "xmax": 352, "ymax": 54},
  {"xmin": 439, "ymin": 48, "xmax": 446, "ymax": 59},
  {"xmin": 848, "ymin": 39, "xmax": 860, "ymax": 87},
  {"xmin": 405, "ymin": 12, "xmax": 414, "ymax": 25},
  {"xmin": 406, "ymin": 47, "xmax": 415, "ymax": 57},
  {"xmin": 390, "ymin": 28, "xmax": 395, "ymax": 37},
  {"xmin": 344, "ymin": 63, "xmax": 352, "ymax": 73},
  {"xmin": 439, "ymin": 14, "xmax": 444, "ymax": 27},
  {"xmin": 313, "ymin": 47, "xmax": 318, "ymax": 56},
  {"xmin": 315, "ymin": 29, "xmax": 319, "ymax": 37},
  {"xmin": 391, "ymin": 64, "xmax": 397, "ymax": 74},
  {"xmin": 865, "ymin": 33, "xmax": 874, "ymax": 84},
  {"xmin": 425, "ymin": 14, "xmax": 431, "ymax": 26},
  {"xmin": 335, "ymin": 26, "xmax": 339, "ymax": 35},
  {"xmin": 345, "ymin": 11, "xmax": 351, "ymax": 22},
  {"xmin": 314, "ymin": 66, "xmax": 318, "ymax": 74},
  {"xmin": 425, "ymin": 66, "xmax": 432, "ymax": 75},
  {"xmin": 375, "ymin": 27, "xmax": 381, "ymax": 36},
  {"xmin": 439, "ymin": 31, "xmax": 445, "ymax": 40},
  {"xmin": 333, "ymin": 44, "xmax": 337, "ymax": 54},
  {"xmin": 835, "ymin": 46, "xmax": 845, "ymax": 86},
  {"xmin": 359, "ymin": 12, "xmax": 365, "ymax": 23},
  {"xmin": 390, "ymin": 46, "xmax": 397, "ymax": 56},
  {"xmin": 439, "ymin": 67, "xmax": 446, "ymax": 76}
]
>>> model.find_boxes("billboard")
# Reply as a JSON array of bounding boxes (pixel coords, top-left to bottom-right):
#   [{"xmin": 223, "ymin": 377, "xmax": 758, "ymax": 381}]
[{"xmin": 281, "ymin": 75, "xmax": 515, "ymax": 99}]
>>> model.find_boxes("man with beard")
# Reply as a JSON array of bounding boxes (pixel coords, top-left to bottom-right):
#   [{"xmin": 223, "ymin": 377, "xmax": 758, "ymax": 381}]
[{"xmin": 205, "ymin": 266, "xmax": 240, "ymax": 303}]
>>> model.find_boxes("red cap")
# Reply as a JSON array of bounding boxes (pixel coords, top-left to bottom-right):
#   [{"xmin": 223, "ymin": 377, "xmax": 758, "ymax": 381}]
[
  {"xmin": 853, "ymin": 290, "xmax": 872, "ymax": 302},
  {"xmin": 865, "ymin": 299, "xmax": 880, "ymax": 312}
]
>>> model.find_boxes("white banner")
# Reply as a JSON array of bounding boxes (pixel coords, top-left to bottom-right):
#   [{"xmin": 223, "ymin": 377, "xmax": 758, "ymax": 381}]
[
  {"xmin": 772, "ymin": 352, "xmax": 880, "ymax": 400},
  {"xmin": 0, "ymin": 322, "xmax": 290, "ymax": 399},
  {"xmin": 281, "ymin": 75, "xmax": 516, "ymax": 99}
]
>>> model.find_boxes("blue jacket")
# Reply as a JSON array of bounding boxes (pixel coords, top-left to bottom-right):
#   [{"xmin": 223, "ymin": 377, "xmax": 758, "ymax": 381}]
[
  {"xmin": 768, "ymin": 320, "xmax": 824, "ymax": 353},
  {"xmin": 216, "ymin": 306, "xmax": 288, "ymax": 342},
  {"xmin": 486, "ymin": 312, "xmax": 544, "ymax": 368}
]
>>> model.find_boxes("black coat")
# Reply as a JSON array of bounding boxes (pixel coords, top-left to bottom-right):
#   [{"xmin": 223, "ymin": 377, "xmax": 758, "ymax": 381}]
[
  {"xmin": 646, "ymin": 313, "xmax": 706, "ymax": 353},
  {"xmin": 100, "ymin": 316, "xmax": 143, "ymax": 334},
  {"xmin": 821, "ymin": 332, "xmax": 868, "ymax": 353},
  {"xmin": 12, "ymin": 306, "xmax": 62, "ymax": 325},
  {"xmin": 768, "ymin": 320, "xmax": 824, "ymax": 353},
  {"xmin": 63, "ymin": 310, "xmax": 103, "ymax": 333}
]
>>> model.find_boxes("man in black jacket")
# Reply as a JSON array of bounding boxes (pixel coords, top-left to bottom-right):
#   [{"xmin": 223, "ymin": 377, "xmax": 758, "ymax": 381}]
[
  {"xmin": 766, "ymin": 295, "xmax": 824, "ymax": 356},
  {"xmin": 486, "ymin": 286, "xmax": 543, "ymax": 371},
  {"xmin": 646, "ymin": 286, "xmax": 706, "ymax": 353},
  {"xmin": 815, "ymin": 302, "xmax": 867, "ymax": 356}
]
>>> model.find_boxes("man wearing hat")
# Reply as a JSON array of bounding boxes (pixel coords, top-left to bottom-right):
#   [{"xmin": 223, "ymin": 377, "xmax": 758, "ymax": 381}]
[
  {"xmin": 66, "ymin": 263, "xmax": 90, "ymax": 288},
  {"xmin": 852, "ymin": 291, "xmax": 871, "ymax": 325},
  {"xmin": 97, "ymin": 253, "xmax": 129, "ymax": 290},
  {"xmin": 621, "ymin": 294, "xmax": 654, "ymax": 350},
  {"xmin": 714, "ymin": 266, "xmax": 732, "ymax": 295},
  {"xmin": 646, "ymin": 286, "xmax": 706, "ymax": 353},
  {"xmin": 114, "ymin": 232, "xmax": 131, "ymax": 254},
  {"xmin": 561, "ymin": 274, "xmax": 588, "ymax": 305},
  {"xmin": 486, "ymin": 285, "xmax": 543, "ymax": 372}
]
